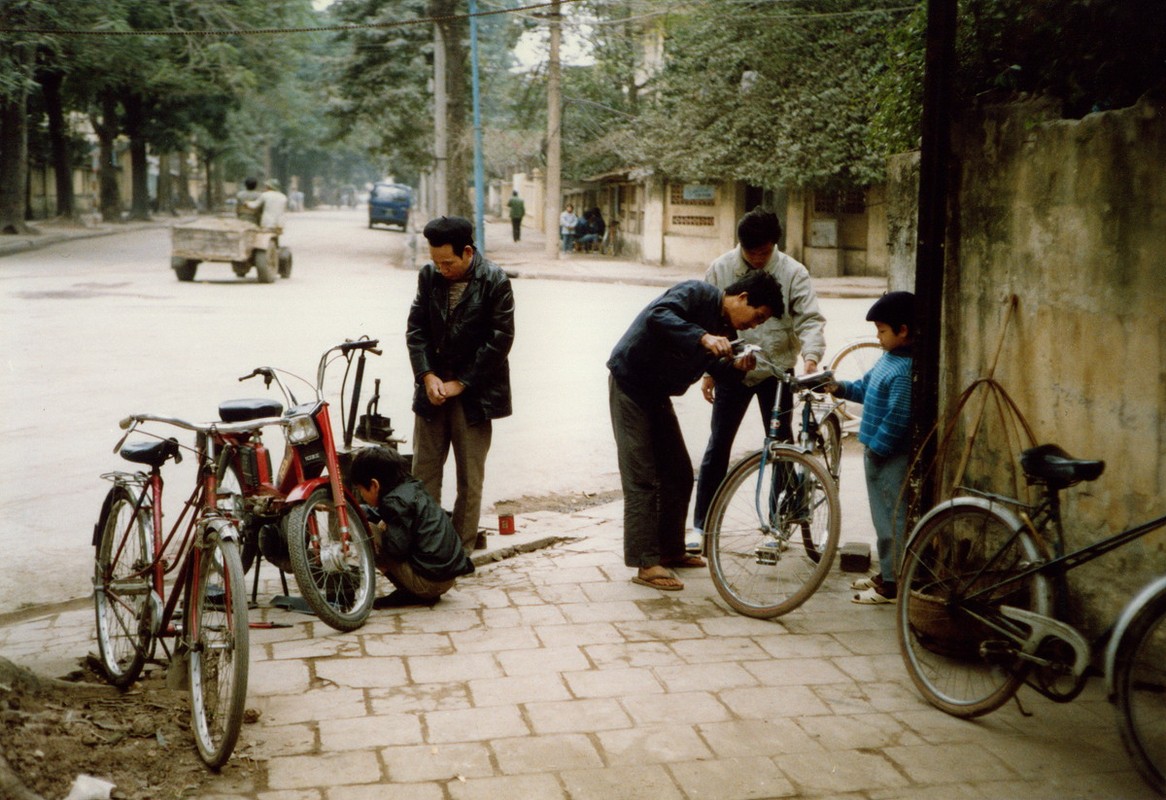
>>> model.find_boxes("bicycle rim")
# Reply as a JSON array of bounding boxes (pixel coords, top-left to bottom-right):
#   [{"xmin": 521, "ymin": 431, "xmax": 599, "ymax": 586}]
[
  {"xmin": 286, "ymin": 486, "xmax": 376, "ymax": 632},
  {"xmin": 707, "ymin": 449, "xmax": 839, "ymax": 618},
  {"xmin": 897, "ymin": 503, "xmax": 1051, "ymax": 717},
  {"xmin": 1114, "ymin": 596, "xmax": 1166, "ymax": 794},
  {"xmin": 93, "ymin": 486, "xmax": 153, "ymax": 688},
  {"xmin": 187, "ymin": 534, "xmax": 249, "ymax": 769}
]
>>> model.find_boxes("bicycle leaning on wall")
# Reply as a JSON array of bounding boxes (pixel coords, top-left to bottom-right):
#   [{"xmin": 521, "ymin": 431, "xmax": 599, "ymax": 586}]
[
  {"xmin": 896, "ymin": 443, "xmax": 1166, "ymax": 794},
  {"xmin": 703, "ymin": 343, "xmax": 843, "ymax": 619}
]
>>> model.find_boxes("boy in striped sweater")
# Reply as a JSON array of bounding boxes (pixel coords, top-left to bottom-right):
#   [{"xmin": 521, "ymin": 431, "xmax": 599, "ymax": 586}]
[{"xmin": 826, "ymin": 291, "xmax": 915, "ymax": 605}]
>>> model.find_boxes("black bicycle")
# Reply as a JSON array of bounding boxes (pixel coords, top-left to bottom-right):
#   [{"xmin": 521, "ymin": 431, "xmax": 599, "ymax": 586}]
[{"xmin": 897, "ymin": 443, "xmax": 1166, "ymax": 793}]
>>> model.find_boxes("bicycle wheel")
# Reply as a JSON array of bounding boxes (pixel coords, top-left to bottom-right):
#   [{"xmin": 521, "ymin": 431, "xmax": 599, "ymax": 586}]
[
  {"xmin": 828, "ymin": 338, "xmax": 881, "ymax": 430},
  {"xmin": 285, "ymin": 485, "xmax": 376, "ymax": 631},
  {"xmin": 897, "ymin": 500, "xmax": 1052, "ymax": 717},
  {"xmin": 815, "ymin": 407, "xmax": 843, "ymax": 483},
  {"xmin": 215, "ymin": 459, "xmax": 258, "ymax": 574},
  {"xmin": 706, "ymin": 447, "xmax": 840, "ymax": 618},
  {"xmin": 1112, "ymin": 592, "xmax": 1166, "ymax": 794},
  {"xmin": 93, "ymin": 484, "xmax": 154, "ymax": 688},
  {"xmin": 186, "ymin": 527, "xmax": 249, "ymax": 769}
]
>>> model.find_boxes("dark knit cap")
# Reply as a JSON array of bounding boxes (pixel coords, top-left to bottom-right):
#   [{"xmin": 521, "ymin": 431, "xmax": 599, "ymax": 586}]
[{"xmin": 866, "ymin": 291, "xmax": 915, "ymax": 331}]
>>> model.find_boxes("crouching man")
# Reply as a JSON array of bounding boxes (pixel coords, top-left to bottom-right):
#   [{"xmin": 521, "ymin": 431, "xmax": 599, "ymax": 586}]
[{"xmin": 348, "ymin": 446, "xmax": 475, "ymax": 608}]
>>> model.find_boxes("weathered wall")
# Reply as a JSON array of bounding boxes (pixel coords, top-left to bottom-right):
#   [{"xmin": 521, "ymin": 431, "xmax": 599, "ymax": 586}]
[{"xmin": 941, "ymin": 95, "xmax": 1166, "ymax": 631}]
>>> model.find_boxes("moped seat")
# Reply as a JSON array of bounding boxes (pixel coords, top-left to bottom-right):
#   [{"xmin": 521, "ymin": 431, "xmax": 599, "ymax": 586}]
[
  {"xmin": 121, "ymin": 438, "xmax": 181, "ymax": 468},
  {"xmin": 1020, "ymin": 444, "xmax": 1105, "ymax": 488},
  {"xmin": 219, "ymin": 398, "xmax": 284, "ymax": 423}
]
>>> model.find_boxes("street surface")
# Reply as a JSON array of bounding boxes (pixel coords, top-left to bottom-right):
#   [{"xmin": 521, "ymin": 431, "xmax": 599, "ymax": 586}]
[{"xmin": 0, "ymin": 208, "xmax": 875, "ymax": 615}]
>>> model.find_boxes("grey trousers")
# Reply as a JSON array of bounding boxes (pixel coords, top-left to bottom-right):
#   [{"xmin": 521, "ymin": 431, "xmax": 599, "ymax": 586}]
[
  {"xmin": 864, "ymin": 448, "xmax": 910, "ymax": 585},
  {"xmin": 608, "ymin": 375, "xmax": 693, "ymax": 569},
  {"xmin": 412, "ymin": 398, "xmax": 492, "ymax": 556}
]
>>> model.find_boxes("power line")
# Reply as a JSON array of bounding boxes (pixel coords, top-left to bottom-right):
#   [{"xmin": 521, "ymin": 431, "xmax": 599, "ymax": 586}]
[{"xmin": 0, "ymin": 0, "xmax": 587, "ymax": 37}]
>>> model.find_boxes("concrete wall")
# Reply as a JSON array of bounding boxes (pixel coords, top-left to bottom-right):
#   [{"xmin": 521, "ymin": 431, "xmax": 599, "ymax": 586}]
[{"xmin": 936, "ymin": 95, "xmax": 1166, "ymax": 631}]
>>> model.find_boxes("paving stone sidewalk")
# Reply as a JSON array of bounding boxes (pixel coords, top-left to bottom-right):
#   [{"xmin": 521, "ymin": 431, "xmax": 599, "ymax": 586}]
[{"xmin": 0, "ymin": 500, "xmax": 1154, "ymax": 800}]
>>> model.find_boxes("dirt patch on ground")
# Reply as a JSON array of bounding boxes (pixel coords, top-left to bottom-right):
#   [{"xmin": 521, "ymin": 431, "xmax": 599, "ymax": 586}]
[
  {"xmin": 492, "ymin": 488, "xmax": 622, "ymax": 516},
  {"xmin": 0, "ymin": 658, "xmax": 226, "ymax": 800},
  {"xmin": 0, "ymin": 489, "xmax": 622, "ymax": 799}
]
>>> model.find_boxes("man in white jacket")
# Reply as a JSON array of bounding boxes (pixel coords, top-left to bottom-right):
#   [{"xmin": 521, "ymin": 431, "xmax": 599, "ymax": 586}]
[{"xmin": 690, "ymin": 207, "xmax": 827, "ymax": 551}]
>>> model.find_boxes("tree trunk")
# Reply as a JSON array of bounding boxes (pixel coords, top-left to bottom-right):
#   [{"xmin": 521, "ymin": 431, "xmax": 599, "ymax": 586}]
[
  {"xmin": 123, "ymin": 93, "xmax": 151, "ymax": 220},
  {"xmin": 176, "ymin": 146, "xmax": 194, "ymax": 210},
  {"xmin": 94, "ymin": 91, "xmax": 122, "ymax": 222},
  {"xmin": 39, "ymin": 69, "xmax": 75, "ymax": 219},
  {"xmin": 444, "ymin": 10, "xmax": 471, "ymax": 219},
  {"xmin": 0, "ymin": 79, "xmax": 32, "ymax": 234},
  {"xmin": 156, "ymin": 152, "xmax": 173, "ymax": 215}
]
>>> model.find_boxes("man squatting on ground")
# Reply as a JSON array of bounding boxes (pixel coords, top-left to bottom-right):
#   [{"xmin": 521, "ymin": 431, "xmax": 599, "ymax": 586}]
[
  {"xmin": 607, "ymin": 270, "xmax": 785, "ymax": 591},
  {"xmin": 692, "ymin": 207, "xmax": 826, "ymax": 552},
  {"xmin": 349, "ymin": 446, "xmax": 475, "ymax": 609},
  {"xmin": 406, "ymin": 216, "xmax": 516, "ymax": 556}
]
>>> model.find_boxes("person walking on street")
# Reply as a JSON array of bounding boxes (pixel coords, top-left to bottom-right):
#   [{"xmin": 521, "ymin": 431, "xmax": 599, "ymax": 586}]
[
  {"xmin": 608, "ymin": 270, "xmax": 784, "ymax": 592},
  {"xmin": 690, "ymin": 207, "xmax": 827, "ymax": 554},
  {"xmin": 559, "ymin": 203, "xmax": 578, "ymax": 253},
  {"xmin": 407, "ymin": 216, "xmax": 516, "ymax": 556},
  {"xmin": 507, "ymin": 190, "xmax": 526, "ymax": 242}
]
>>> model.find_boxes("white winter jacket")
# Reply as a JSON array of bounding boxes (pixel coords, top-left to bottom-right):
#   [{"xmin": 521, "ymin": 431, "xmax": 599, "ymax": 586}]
[{"xmin": 705, "ymin": 246, "xmax": 826, "ymax": 386}]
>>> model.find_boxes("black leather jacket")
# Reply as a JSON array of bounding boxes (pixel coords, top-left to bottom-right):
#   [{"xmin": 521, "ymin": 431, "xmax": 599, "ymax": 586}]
[{"xmin": 406, "ymin": 250, "xmax": 515, "ymax": 425}]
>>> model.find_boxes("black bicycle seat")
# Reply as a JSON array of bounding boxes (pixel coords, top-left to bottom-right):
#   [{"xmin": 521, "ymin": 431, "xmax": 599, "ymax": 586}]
[
  {"xmin": 219, "ymin": 398, "xmax": 284, "ymax": 423},
  {"xmin": 120, "ymin": 438, "xmax": 182, "ymax": 468},
  {"xmin": 1020, "ymin": 444, "xmax": 1105, "ymax": 487}
]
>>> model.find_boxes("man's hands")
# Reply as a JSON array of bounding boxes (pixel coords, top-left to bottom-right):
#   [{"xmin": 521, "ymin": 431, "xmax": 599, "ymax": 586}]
[{"xmin": 423, "ymin": 372, "xmax": 465, "ymax": 406}]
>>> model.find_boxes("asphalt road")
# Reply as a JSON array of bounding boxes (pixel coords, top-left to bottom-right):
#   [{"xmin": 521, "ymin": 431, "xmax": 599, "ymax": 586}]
[{"xmin": 0, "ymin": 208, "xmax": 877, "ymax": 615}]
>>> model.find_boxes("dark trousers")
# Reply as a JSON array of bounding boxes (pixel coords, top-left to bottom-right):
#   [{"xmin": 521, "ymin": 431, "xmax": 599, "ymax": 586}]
[
  {"xmin": 693, "ymin": 376, "xmax": 792, "ymax": 530},
  {"xmin": 511, "ymin": 217, "xmax": 522, "ymax": 241},
  {"xmin": 609, "ymin": 375, "xmax": 692, "ymax": 568}
]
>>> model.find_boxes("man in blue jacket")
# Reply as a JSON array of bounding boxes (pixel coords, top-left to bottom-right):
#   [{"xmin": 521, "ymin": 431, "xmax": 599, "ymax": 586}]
[
  {"xmin": 607, "ymin": 270, "xmax": 784, "ymax": 591},
  {"xmin": 407, "ymin": 216, "xmax": 515, "ymax": 556}
]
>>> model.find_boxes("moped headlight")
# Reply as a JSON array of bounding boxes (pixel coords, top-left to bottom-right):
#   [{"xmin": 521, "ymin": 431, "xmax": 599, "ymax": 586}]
[{"xmin": 286, "ymin": 415, "xmax": 320, "ymax": 445}]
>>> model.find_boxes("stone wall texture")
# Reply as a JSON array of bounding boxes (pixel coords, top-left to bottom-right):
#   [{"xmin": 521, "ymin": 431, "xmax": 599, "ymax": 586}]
[{"xmin": 935, "ymin": 94, "xmax": 1166, "ymax": 631}]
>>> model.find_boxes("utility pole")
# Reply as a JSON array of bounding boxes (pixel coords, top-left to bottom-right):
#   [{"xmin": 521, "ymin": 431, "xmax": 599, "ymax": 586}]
[
  {"xmin": 543, "ymin": 0, "xmax": 562, "ymax": 260},
  {"xmin": 469, "ymin": 0, "xmax": 486, "ymax": 253},
  {"xmin": 432, "ymin": 4, "xmax": 449, "ymax": 217}
]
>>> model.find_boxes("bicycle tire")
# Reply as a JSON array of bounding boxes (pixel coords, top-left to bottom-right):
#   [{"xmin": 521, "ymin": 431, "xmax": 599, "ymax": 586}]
[
  {"xmin": 897, "ymin": 499, "xmax": 1052, "ymax": 717},
  {"xmin": 215, "ymin": 459, "xmax": 259, "ymax": 574},
  {"xmin": 285, "ymin": 486, "xmax": 376, "ymax": 631},
  {"xmin": 816, "ymin": 407, "xmax": 843, "ymax": 483},
  {"xmin": 93, "ymin": 484, "xmax": 154, "ymax": 688},
  {"xmin": 1112, "ymin": 591, "xmax": 1166, "ymax": 794},
  {"xmin": 186, "ymin": 528, "xmax": 249, "ymax": 769},
  {"xmin": 706, "ymin": 447, "xmax": 840, "ymax": 618},
  {"xmin": 827, "ymin": 338, "xmax": 881, "ymax": 430}
]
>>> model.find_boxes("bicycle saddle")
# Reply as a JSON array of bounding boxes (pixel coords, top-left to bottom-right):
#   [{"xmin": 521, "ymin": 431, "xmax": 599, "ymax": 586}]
[
  {"xmin": 218, "ymin": 398, "xmax": 284, "ymax": 423},
  {"xmin": 120, "ymin": 438, "xmax": 182, "ymax": 468},
  {"xmin": 1020, "ymin": 444, "xmax": 1105, "ymax": 487}
]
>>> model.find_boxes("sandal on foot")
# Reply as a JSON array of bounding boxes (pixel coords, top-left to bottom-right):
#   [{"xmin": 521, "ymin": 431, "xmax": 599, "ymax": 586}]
[
  {"xmin": 632, "ymin": 571, "xmax": 683, "ymax": 591},
  {"xmin": 852, "ymin": 585, "xmax": 896, "ymax": 605},
  {"xmin": 850, "ymin": 574, "xmax": 883, "ymax": 590},
  {"xmin": 661, "ymin": 554, "xmax": 706, "ymax": 569}
]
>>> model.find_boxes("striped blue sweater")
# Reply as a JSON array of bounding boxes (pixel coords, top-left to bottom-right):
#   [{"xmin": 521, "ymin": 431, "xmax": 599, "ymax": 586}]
[{"xmin": 835, "ymin": 347, "xmax": 913, "ymax": 458}]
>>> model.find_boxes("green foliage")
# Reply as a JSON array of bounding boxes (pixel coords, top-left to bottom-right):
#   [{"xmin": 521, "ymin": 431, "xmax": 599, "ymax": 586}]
[{"xmin": 633, "ymin": 0, "xmax": 915, "ymax": 189}]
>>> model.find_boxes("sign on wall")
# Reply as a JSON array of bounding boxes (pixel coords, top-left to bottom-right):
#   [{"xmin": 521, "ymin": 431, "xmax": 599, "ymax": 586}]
[{"xmin": 681, "ymin": 184, "xmax": 716, "ymax": 202}]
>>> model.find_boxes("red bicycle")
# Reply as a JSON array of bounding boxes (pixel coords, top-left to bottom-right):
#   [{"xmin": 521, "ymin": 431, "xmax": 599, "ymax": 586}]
[{"xmin": 212, "ymin": 338, "xmax": 381, "ymax": 632}]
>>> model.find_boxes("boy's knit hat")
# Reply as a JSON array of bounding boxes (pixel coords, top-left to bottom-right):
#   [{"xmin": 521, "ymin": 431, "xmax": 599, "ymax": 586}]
[{"xmin": 866, "ymin": 291, "xmax": 915, "ymax": 331}]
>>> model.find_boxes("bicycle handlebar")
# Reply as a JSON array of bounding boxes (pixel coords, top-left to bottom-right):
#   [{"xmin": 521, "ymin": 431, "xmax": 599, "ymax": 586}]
[
  {"xmin": 118, "ymin": 412, "xmax": 286, "ymax": 437},
  {"xmin": 728, "ymin": 342, "xmax": 834, "ymax": 392}
]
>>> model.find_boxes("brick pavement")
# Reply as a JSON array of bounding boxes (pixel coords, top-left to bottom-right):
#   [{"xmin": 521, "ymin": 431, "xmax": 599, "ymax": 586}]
[{"xmin": 0, "ymin": 500, "xmax": 1155, "ymax": 799}]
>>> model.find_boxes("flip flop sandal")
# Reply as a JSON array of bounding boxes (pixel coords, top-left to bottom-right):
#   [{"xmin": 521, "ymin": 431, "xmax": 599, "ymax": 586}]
[
  {"xmin": 852, "ymin": 586, "xmax": 896, "ymax": 605},
  {"xmin": 661, "ymin": 554, "xmax": 706, "ymax": 569},
  {"xmin": 632, "ymin": 573, "xmax": 684, "ymax": 591},
  {"xmin": 850, "ymin": 574, "xmax": 882, "ymax": 590}
]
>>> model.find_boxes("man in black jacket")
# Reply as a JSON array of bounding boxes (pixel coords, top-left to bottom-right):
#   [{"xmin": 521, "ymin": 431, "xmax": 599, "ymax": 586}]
[{"xmin": 407, "ymin": 216, "xmax": 515, "ymax": 555}]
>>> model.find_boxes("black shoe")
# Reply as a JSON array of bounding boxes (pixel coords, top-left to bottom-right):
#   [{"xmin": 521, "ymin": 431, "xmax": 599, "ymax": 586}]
[{"xmin": 373, "ymin": 589, "xmax": 440, "ymax": 609}]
